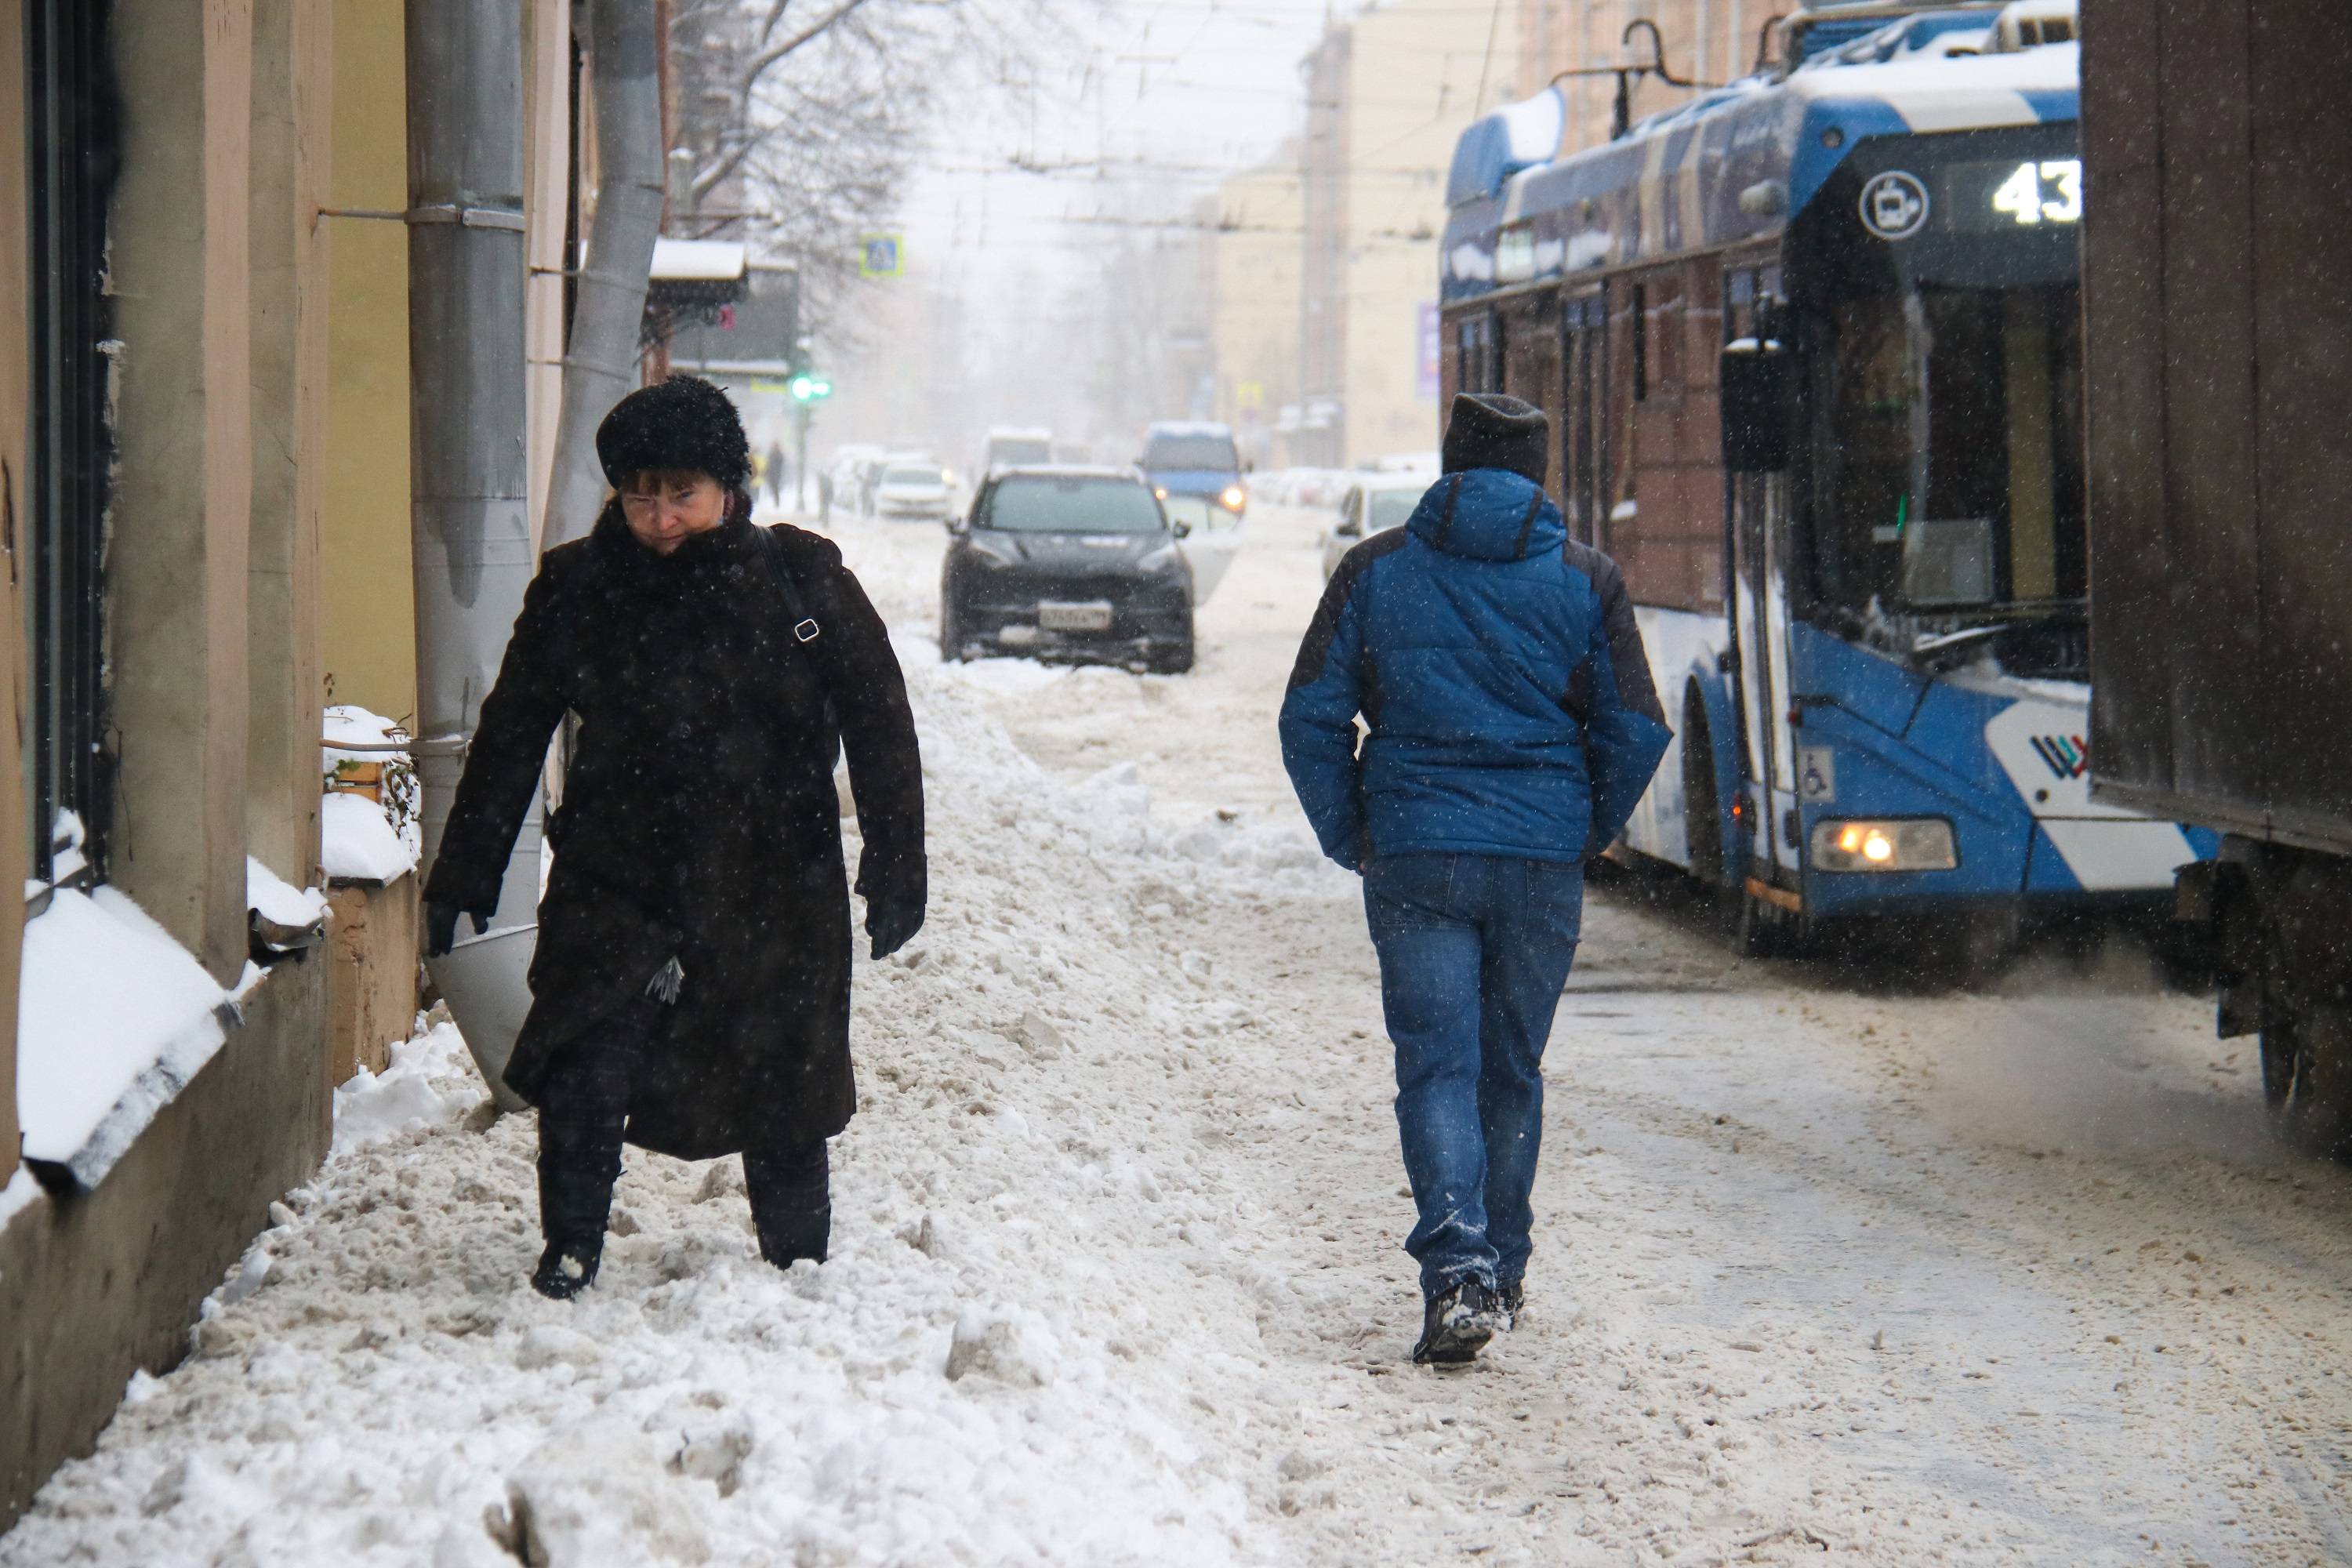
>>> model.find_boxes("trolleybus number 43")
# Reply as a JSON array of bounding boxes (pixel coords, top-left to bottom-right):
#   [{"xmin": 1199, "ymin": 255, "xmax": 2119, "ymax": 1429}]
[{"xmin": 1992, "ymin": 158, "xmax": 2083, "ymax": 226}]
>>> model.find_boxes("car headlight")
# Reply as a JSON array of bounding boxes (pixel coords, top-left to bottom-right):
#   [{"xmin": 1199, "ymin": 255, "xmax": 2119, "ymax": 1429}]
[
  {"xmin": 1808, "ymin": 818, "xmax": 1958, "ymax": 873},
  {"xmin": 1218, "ymin": 485, "xmax": 1247, "ymax": 511},
  {"xmin": 964, "ymin": 536, "xmax": 1019, "ymax": 567},
  {"xmin": 1153, "ymin": 485, "xmax": 1169, "ymax": 500},
  {"xmin": 1138, "ymin": 542, "xmax": 1185, "ymax": 573}
]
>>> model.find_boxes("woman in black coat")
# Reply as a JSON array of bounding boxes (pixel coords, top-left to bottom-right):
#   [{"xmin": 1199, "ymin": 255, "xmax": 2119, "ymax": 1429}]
[{"xmin": 423, "ymin": 376, "xmax": 925, "ymax": 1299}]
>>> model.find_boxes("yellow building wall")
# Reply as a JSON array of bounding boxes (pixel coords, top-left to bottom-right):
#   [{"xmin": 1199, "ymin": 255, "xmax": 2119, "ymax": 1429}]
[
  {"xmin": 1210, "ymin": 160, "xmax": 1304, "ymax": 466},
  {"xmin": 321, "ymin": 0, "xmax": 413, "ymax": 724},
  {"xmin": 1342, "ymin": 0, "xmax": 1510, "ymax": 463}
]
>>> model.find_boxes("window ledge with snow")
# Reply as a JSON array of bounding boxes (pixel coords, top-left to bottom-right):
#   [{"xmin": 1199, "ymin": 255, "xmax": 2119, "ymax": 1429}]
[
  {"xmin": 322, "ymin": 706, "xmax": 420, "ymax": 886},
  {"xmin": 17, "ymin": 887, "xmax": 267, "ymax": 1192}
]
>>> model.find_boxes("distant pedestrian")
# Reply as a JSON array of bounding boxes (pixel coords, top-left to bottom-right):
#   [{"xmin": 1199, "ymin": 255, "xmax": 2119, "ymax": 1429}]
[
  {"xmin": 1279, "ymin": 393, "xmax": 1670, "ymax": 1364},
  {"xmin": 818, "ymin": 468, "xmax": 834, "ymax": 525},
  {"xmin": 423, "ymin": 376, "xmax": 927, "ymax": 1301},
  {"xmin": 765, "ymin": 439, "xmax": 790, "ymax": 508}
]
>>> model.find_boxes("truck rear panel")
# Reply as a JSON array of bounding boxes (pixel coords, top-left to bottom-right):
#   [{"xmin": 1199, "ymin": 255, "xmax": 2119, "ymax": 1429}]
[{"xmin": 2082, "ymin": 0, "xmax": 2352, "ymax": 855}]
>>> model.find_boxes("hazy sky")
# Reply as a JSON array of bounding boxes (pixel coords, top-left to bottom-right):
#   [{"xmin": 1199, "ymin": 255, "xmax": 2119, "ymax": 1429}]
[
  {"xmin": 892, "ymin": 1, "xmax": 1363, "ymax": 285},
  {"xmin": 818, "ymin": 0, "xmax": 1515, "ymax": 456}
]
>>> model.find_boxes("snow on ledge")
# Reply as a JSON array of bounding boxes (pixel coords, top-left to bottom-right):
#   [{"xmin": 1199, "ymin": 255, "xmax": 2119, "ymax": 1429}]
[
  {"xmin": 321, "ymin": 793, "xmax": 416, "ymax": 883},
  {"xmin": 246, "ymin": 856, "xmax": 328, "ymax": 933},
  {"xmin": 16, "ymin": 887, "xmax": 254, "ymax": 1191},
  {"xmin": 322, "ymin": 706, "xmax": 419, "ymax": 884}
]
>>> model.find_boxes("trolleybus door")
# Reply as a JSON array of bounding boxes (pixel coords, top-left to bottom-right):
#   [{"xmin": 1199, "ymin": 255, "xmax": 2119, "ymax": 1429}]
[{"xmin": 1726, "ymin": 266, "xmax": 1797, "ymax": 887}]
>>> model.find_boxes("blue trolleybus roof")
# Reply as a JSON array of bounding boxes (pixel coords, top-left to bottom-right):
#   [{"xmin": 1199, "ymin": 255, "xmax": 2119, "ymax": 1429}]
[{"xmin": 1440, "ymin": 12, "xmax": 2078, "ymax": 306}]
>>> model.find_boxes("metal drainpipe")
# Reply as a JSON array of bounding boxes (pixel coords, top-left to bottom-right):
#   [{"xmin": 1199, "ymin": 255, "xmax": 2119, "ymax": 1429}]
[
  {"xmin": 408, "ymin": 0, "xmax": 535, "ymax": 1109},
  {"xmin": 542, "ymin": 0, "xmax": 665, "ymax": 549}
]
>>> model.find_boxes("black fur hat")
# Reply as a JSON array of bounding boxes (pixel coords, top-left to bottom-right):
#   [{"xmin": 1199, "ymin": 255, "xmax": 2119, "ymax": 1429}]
[
  {"xmin": 1441, "ymin": 392, "xmax": 1548, "ymax": 486},
  {"xmin": 595, "ymin": 375, "xmax": 753, "ymax": 492}
]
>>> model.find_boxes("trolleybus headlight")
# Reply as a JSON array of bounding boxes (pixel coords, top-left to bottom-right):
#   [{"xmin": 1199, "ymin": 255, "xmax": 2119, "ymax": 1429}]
[
  {"xmin": 1153, "ymin": 485, "xmax": 1169, "ymax": 500},
  {"xmin": 1218, "ymin": 484, "xmax": 1247, "ymax": 511},
  {"xmin": 1808, "ymin": 818, "xmax": 1957, "ymax": 873}
]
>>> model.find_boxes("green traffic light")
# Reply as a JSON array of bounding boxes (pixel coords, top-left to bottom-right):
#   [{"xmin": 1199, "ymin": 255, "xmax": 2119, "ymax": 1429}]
[{"xmin": 789, "ymin": 375, "xmax": 815, "ymax": 401}]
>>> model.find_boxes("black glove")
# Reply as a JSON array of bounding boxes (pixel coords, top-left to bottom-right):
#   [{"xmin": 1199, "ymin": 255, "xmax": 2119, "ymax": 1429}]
[
  {"xmin": 424, "ymin": 900, "xmax": 491, "ymax": 958},
  {"xmin": 865, "ymin": 897, "xmax": 924, "ymax": 960}
]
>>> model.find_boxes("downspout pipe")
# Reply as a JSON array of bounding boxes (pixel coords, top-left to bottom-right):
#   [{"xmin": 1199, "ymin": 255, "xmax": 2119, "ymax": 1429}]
[
  {"xmin": 542, "ymin": 0, "xmax": 665, "ymax": 549},
  {"xmin": 408, "ymin": 0, "xmax": 535, "ymax": 1108}
]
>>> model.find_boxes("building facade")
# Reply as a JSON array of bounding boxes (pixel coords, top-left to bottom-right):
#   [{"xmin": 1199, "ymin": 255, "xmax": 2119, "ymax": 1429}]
[
  {"xmin": 1517, "ymin": 0, "xmax": 1742, "ymax": 155},
  {"xmin": 1218, "ymin": 0, "xmax": 1512, "ymax": 472},
  {"xmin": 0, "ymin": 0, "xmax": 582, "ymax": 1529},
  {"xmin": 1209, "ymin": 154, "xmax": 1305, "ymax": 468}
]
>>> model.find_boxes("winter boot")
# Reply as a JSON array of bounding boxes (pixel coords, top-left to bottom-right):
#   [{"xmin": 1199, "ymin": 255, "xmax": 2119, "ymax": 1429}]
[
  {"xmin": 1497, "ymin": 1279, "xmax": 1524, "ymax": 1330},
  {"xmin": 1413, "ymin": 1278, "xmax": 1500, "ymax": 1366},
  {"xmin": 745, "ymin": 1138, "xmax": 831, "ymax": 1270},
  {"xmin": 532, "ymin": 1154, "xmax": 617, "ymax": 1301}
]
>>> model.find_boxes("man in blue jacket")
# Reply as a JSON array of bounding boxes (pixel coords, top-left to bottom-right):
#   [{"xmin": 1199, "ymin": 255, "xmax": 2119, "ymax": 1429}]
[{"xmin": 1280, "ymin": 393, "xmax": 1671, "ymax": 1364}]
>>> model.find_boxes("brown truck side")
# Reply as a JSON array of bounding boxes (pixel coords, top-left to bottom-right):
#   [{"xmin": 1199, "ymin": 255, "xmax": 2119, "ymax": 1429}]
[{"xmin": 2082, "ymin": 0, "xmax": 2352, "ymax": 1152}]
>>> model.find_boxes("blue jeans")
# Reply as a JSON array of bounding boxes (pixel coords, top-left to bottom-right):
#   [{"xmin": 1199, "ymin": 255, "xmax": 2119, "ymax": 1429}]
[{"xmin": 1364, "ymin": 852, "xmax": 1584, "ymax": 1298}]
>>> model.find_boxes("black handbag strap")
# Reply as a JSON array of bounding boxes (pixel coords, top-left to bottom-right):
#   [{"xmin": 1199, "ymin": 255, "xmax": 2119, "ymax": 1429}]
[
  {"xmin": 757, "ymin": 527, "xmax": 840, "ymax": 762},
  {"xmin": 757, "ymin": 524, "xmax": 823, "ymax": 645}
]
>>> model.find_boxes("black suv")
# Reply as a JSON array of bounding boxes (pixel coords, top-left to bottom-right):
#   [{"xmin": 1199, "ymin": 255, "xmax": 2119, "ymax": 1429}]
[{"xmin": 941, "ymin": 466, "xmax": 1196, "ymax": 673}]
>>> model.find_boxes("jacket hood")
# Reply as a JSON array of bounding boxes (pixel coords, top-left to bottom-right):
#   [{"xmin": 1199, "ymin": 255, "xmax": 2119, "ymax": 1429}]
[{"xmin": 1406, "ymin": 469, "xmax": 1565, "ymax": 562}]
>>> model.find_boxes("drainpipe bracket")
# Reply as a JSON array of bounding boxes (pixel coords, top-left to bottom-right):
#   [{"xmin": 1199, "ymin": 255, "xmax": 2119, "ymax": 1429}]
[{"xmin": 407, "ymin": 204, "xmax": 528, "ymax": 233}]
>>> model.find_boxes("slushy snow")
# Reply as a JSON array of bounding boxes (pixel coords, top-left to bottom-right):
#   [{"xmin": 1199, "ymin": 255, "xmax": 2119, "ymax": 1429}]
[{"xmin": 6, "ymin": 505, "xmax": 2350, "ymax": 1566}]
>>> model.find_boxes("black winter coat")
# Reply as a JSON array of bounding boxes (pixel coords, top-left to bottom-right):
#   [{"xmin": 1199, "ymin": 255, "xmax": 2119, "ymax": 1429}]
[{"xmin": 423, "ymin": 504, "xmax": 925, "ymax": 1157}]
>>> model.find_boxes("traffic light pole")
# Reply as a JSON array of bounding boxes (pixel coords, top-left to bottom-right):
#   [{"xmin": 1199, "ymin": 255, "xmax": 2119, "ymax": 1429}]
[{"xmin": 794, "ymin": 401, "xmax": 811, "ymax": 514}]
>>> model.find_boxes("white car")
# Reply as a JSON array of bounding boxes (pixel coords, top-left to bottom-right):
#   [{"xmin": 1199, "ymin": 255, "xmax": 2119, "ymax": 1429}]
[
  {"xmin": 1320, "ymin": 475, "xmax": 1429, "ymax": 579},
  {"xmin": 874, "ymin": 461, "xmax": 952, "ymax": 521},
  {"xmin": 1156, "ymin": 494, "xmax": 1242, "ymax": 605}
]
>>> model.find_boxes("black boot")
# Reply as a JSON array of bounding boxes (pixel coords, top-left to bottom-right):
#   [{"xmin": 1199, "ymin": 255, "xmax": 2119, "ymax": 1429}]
[
  {"xmin": 1497, "ymin": 1279, "xmax": 1524, "ymax": 1330},
  {"xmin": 532, "ymin": 1153, "xmax": 616, "ymax": 1301},
  {"xmin": 1413, "ymin": 1278, "xmax": 1499, "ymax": 1366},
  {"xmin": 745, "ymin": 1138, "xmax": 830, "ymax": 1269}
]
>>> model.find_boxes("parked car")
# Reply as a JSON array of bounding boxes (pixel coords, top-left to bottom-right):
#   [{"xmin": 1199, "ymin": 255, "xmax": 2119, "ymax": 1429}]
[
  {"xmin": 874, "ymin": 459, "xmax": 951, "ymax": 521},
  {"xmin": 1139, "ymin": 420, "xmax": 1247, "ymax": 519},
  {"xmin": 1320, "ymin": 474, "xmax": 1428, "ymax": 579},
  {"xmin": 941, "ymin": 466, "xmax": 1195, "ymax": 673}
]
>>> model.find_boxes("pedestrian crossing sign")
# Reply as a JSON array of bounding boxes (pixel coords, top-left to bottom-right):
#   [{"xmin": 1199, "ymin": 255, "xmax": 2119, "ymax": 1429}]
[{"xmin": 858, "ymin": 234, "xmax": 904, "ymax": 279}]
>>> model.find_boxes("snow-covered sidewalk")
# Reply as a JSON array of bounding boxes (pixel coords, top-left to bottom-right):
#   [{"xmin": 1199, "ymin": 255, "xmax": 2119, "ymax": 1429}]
[{"xmin": 6, "ymin": 506, "xmax": 2349, "ymax": 1566}]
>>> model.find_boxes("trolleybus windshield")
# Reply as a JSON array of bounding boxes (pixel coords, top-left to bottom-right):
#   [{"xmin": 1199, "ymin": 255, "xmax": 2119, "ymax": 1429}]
[{"xmin": 1793, "ymin": 128, "xmax": 2086, "ymax": 643}]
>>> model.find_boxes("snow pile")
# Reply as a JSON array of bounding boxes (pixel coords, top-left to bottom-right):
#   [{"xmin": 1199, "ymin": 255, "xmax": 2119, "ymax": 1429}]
[
  {"xmin": 329, "ymin": 1017, "xmax": 486, "ymax": 1158},
  {"xmin": 14, "ymin": 887, "xmax": 252, "ymax": 1189},
  {"xmin": 322, "ymin": 705, "xmax": 420, "ymax": 883},
  {"xmin": 2, "ymin": 660, "xmax": 1330, "ymax": 1564}
]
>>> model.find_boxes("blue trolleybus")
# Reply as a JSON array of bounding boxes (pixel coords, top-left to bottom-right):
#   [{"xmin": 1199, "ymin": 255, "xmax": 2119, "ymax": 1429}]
[{"xmin": 1439, "ymin": 1, "xmax": 2213, "ymax": 949}]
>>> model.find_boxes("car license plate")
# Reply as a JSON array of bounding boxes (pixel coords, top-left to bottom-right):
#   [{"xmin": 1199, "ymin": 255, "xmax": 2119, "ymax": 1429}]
[{"xmin": 1037, "ymin": 601, "xmax": 1112, "ymax": 633}]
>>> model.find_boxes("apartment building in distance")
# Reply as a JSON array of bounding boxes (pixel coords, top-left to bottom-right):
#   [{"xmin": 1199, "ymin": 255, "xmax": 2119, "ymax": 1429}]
[{"xmin": 1211, "ymin": 0, "xmax": 1513, "ymax": 472}]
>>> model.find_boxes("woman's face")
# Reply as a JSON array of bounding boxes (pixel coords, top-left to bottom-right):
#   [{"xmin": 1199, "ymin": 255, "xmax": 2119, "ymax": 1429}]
[{"xmin": 619, "ymin": 471, "xmax": 728, "ymax": 555}]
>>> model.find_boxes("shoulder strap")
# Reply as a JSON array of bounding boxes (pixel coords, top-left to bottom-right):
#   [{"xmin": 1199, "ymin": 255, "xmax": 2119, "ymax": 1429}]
[
  {"xmin": 757, "ymin": 524, "xmax": 823, "ymax": 645},
  {"xmin": 757, "ymin": 528, "xmax": 841, "ymax": 753}
]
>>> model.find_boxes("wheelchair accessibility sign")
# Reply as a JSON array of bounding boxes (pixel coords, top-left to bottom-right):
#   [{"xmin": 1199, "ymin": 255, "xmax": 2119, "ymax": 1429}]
[
  {"xmin": 858, "ymin": 234, "xmax": 905, "ymax": 278},
  {"xmin": 1798, "ymin": 747, "xmax": 1837, "ymax": 805}
]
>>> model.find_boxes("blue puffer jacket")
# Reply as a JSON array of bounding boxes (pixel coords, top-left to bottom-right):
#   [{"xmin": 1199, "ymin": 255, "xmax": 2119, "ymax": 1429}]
[{"xmin": 1279, "ymin": 468, "xmax": 1671, "ymax": 870}]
